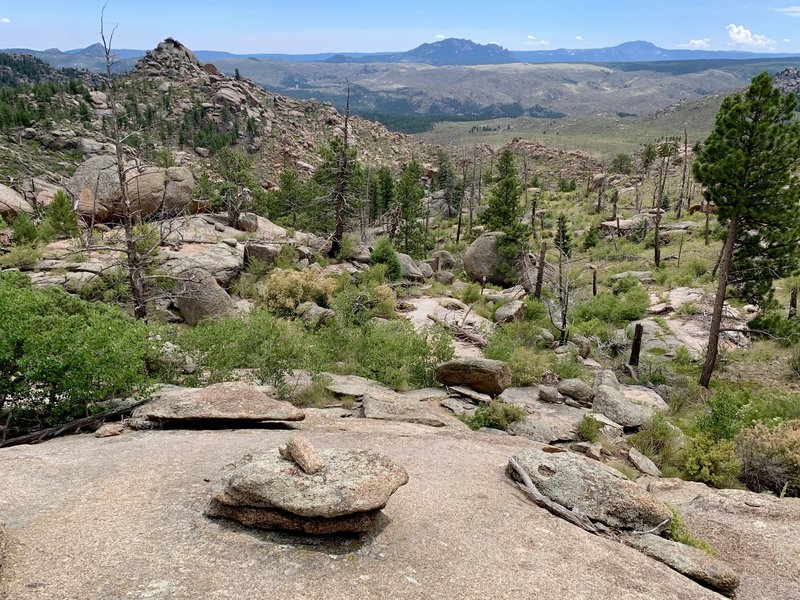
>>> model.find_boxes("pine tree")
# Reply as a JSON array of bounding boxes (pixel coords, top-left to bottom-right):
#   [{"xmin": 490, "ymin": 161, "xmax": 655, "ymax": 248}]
[
  {"xmin": 693, "ymin": 72, "xmax": 800, "ymax": 387},
  {"xmin": 11, "ymin": 213, "xmax": 37, "ymax": 245},
  {"xmin": 481, "ymin": 148, "xmax": 524, "ymax": 233},
  {"xmin": 394, "ymin": 160, "xmax": 425, "ymax": 256},
  {"xmin": 43, "ymin": 189, "xmax": 79, "ymax": 238},
  {"xmin": 555, "ymin": 214, "xmax": 572, "ymax": 258}
]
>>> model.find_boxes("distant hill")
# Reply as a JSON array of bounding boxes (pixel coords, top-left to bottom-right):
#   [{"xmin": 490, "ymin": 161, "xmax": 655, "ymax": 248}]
[
  {"xmin": 513, "ymin": 40, "xmax": 800, "ymax": 64},
  {"xmin": 6, "ymin": 38, "xmax": 798, "ymax": 70}
]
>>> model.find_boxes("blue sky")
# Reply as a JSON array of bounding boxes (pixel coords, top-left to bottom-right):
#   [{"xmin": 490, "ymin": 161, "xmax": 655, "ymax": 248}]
[{"xmin": 0, "ymin": 1, "xmax": 798, "ymax": 53}]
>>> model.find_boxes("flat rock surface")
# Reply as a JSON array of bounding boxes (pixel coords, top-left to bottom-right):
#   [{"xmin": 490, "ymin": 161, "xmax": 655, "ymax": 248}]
[
  {"xmin": 0, "ymin": 419, "xmax": 793, "ymax": 599},
  {"xmin": 362, "ymin": 392, "xmax": 450, "ymax": 428},
  {"xmin": 132, "ymin": 382, "xmax": 305, "ymax": 422}
]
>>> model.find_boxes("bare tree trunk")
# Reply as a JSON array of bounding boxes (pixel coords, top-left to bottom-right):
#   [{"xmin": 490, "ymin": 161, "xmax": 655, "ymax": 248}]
[
  {"xmin": 629, "ymin": 323, "xmax": 644, "ymax": 367},
  {"xmin": 102, "ymin": 11, "xmax": 147, "ymax": 320},
  {"xmin": 790, "ymin": 287, "xmax": 797, "ymax": 320},
  {"xmin": 700, "ymin": 217, "xmax": 738, "ymax": 388},
  {"xmin": 329, "ymin": 83, "xmax": 350, "ymax": 257},
  {"xmin": 534, "ymin": 242, "xmax": 547, "ymax": 299},
  {"xmin": 676, "ymin": 125, "xmax": 689, "ymax": 219},
  {"xmin": 653, "ymin": 204, "xmax": 661, "ymax": 268}
]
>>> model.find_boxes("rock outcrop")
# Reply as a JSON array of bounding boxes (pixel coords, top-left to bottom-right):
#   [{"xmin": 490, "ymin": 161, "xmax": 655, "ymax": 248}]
[
  {"xmin": 65, "ymin": 155, "xmax": 195, "ymax": 222},
  {"xmin": 0, "ymin": 183, "xmax": 33, "ymax": 218},
  {"xmin": 509, "ymin": 447, "xmax": 673, "ymax": 531},
  {"xmin": 205, "ymin": 439, "xmax": 408, "ymax": 534},
  {"xmin": 435, "ymin": 358, "xmax": 512, "ymax": 397},
  {"xmin": 463, "ymin": 232, "xmax": 513, "ymax": 287},
  {"xmin": 173, "ymin": 268, "xmax": 236, "ymax": 325},
  {"xmin": 132, "ymin": 382, "xmax": 305, "ymax": 425}
]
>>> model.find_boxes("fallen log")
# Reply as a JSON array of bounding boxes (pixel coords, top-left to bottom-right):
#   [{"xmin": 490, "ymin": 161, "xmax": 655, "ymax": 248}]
[
  {"xmin": 427, "ymin": 314, "xmax": 488, "ymax": 348},
  {"xmin": 0, "ymin": 399, "xmax": 148, "ymax": 449}
]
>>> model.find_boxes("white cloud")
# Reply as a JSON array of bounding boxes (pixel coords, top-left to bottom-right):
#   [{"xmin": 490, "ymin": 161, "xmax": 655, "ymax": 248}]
[
  {"xmin": 575, "ymin": 35, "xmax": 583, "ymax": 41},
  {"xmin": 435, "ymin": 34, "xmax": 445, "ymax": 40},
  {"xmin": 525, "ymin": 34, "xmax": 550, "ymax": 47},
  {"xmin": 0, "ymin": 18, "xmax": 11, "ymax": 24},
  {"xmin": 726, "ymin": 24, "xmax": 776, "ymax": 49},
  {"xmin": 677, "ymin": 38, "xmax": 711, "ymax": 49},
  {"xmin": 775, "ymin": 6, "xmax": 800, "ymax": 16}
]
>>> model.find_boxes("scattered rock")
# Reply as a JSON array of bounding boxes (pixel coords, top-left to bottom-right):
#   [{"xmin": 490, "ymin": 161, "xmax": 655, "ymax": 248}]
[
  {"xmin": 397, "ymin": 252, "xmax": 425, "ymax": 282},
  {"xmin": 593, "ymin": 384, "xmax": 668, "ymax": 428},
  {"xmin": 629, "ymin": 448, "xmax": 662, "ymax": 477},
  {"xmin": 538, "ymin": 385, "xmax": 565, "ymax": 404},
  {"xmin": 571, "ymin": 334, "xmax": 592, "ymax": 359},
  {"xmin": 435, "ymin": 358, "xmax": 512, "ymax": 397},
  {"xmin": 447, "ymin": 385, "xmax": 492, "ymax": 404},
  {"xmin": 205, "ymin": 445, "xmax": 408, "ymax": 534},
  {"xmin": 557, "ymin": 379, "xmax": 594, "ymax": 406},
  {"xmin": 433, "ymin": 270, "xmax": 455, "ymax": 285},
  {"xmin": 623, "ymin": 534, "xmax": 739, "ymax": 597},
  {"xmin": 237, "ymin": 212, "xmax": 260, "ymax": 233},
  {"xmin": 509, "ymin": 447, "xmax": 673, "ymax": 531},
  {"xmin": 611, "ymin": 271, "xmax": 654, "ymax": 284},
  {"xmin": 417, "ymin": 261, "xmax": 434, "ymax": 279},
  {"xmin": 94, "ymin": 422, "xmax": 124, "ymax": 438},
  {"xmin": 296, "ymin": 301, "xmax": 335, "ymax": 329},
  {"xmin": 132, "ymin": 382, "xmax": 305, "ymax": 424},
  {"xmin": 494, "ymin": 300, "xmax": 526, "ymax": 324}
]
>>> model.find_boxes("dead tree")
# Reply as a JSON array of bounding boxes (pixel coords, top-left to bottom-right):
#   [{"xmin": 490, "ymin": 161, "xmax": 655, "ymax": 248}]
[{"xmin": 329, "ymin": 82, "xmax": 351, "ymax": 257}]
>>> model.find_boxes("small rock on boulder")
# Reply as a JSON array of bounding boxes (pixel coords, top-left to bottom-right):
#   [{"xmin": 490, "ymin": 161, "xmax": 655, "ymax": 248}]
[
  {"xmin": 435, "ymin": 358, "xmax": 512, "ymax": 397},
  {"xmin": 237, "ymin": 212, "xmax": 260, "ymax": 233},
  {"xmin": 94, "ymin": 422, "xmax": 124, "ymax": 438}
]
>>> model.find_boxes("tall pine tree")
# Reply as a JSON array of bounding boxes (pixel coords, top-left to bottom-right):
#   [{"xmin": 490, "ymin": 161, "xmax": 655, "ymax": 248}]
[{"xmin": 693, "ymin": 72, "xmax": 800, "ymax": 387}]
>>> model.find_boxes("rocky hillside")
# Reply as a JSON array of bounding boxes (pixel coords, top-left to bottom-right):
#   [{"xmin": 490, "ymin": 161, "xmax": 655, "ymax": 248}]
[{"xmin": 0, "ymin": 38, "xmax": 431, "ymax": 193}]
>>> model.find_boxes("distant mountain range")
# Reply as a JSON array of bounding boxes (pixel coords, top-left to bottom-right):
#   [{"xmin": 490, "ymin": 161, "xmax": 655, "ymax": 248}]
[{"xmin": 4, "ymin": 38, "xmax": 799, "ymax": 68}]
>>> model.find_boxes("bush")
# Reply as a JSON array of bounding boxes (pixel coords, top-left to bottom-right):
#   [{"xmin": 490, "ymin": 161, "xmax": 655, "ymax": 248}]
[
  {"xmin": 682, "ymin": 434, "xmax": 741, "ymax": 488},
  {"xmin": 315, "ymin": 320, "xmax": 453, "ymax": 390},
  {"xmin": 736, "ymin": 420, "xmax": 800, "ymax": 497},
  {"xmin": 0, "ymin": 273, "xmax": 153, "ymax": 437},
  {"xmin": 573, "ymin": 287, "xmax": 649, "ymax": 325},
  {"xmin": 505, "ymin": 347, "xmax": 550, "ymax": 386},
  {"xmin": 260, "ymin": 268, "xmax": 336, "ymax": 316},
  {"xmin": 180, "ymin": 308, "xmax": 307, "ymax": 396},
  {"xmin": 11, "ymin": 213, "xmax": 37, "ymax": 245},
  {"xmin": 0, "ymin": 244, "xmax": 42, "ymax": 269},
  {"xmin": 629, "ymin": 413, "xmax": 685, "ymax": 468},
  {"xmin": 368, "ymin": 236, "xmax": 401, "ymax": 281},
  {"xmin": 578, "ymin": 415, "xmax": 602, "ymax": 442},
  {"xmin": 790, "ymin": 346, "xmax": 800, "ymax": 378},
  {"xmin": 460, "ymin": 401, "xmax": 526, "ymax": 431},
  {"xmin": 582, "ymin": 225, "xmax": 599, "ymax": 250}
]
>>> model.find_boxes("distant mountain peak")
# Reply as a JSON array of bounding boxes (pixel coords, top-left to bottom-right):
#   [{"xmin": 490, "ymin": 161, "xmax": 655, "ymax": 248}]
[{"xmin": 403, "ymin": 38, "xmax": 516, "ymax": 65}]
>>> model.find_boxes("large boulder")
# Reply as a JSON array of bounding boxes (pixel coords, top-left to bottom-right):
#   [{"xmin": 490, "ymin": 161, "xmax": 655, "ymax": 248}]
[
  {"xmin": 205, "ymin": 440, "xmax": 408, "ymax": 534},
  {"xmin": 623, "ymin": 534, "xmax": 740, "ymax": 596},
  {"xmin": 173, "ymin": 268, "xmax": 236, "ymax": 325},
  {"xmin": 132, "ymin": 382, "xmax": 305, "ymax": 424},
  {"xmin": 463, "ymin": 232, "xmax": 514, "ymax": 287},
  {"xmin": 66, "ymin": 156, "xmax": 195, "ymax": 222},
  {"xmin": 593, "ymin": 384, "xmax": 669, "ymax": 428},
  {"xmin": 509, "ymin": 447, "xmax": 673, "ymax": 531},
  {"xmin": 435, "ymin": 358, "xmax": 512, "ymax": 397},
  {"xmin": 0, "ymin": 183, "xmax": 33, "ymax": 218},
  {"xmin": 396, "ymin": 252, "xmax": 425, "ymax": 282},
  {"xmin": 432, "ymin": 250, "xmax": 456, "ymax": 270},
  {"xmin": 557, "ymin": 379, "xmax": 594, "ymax": 406}
]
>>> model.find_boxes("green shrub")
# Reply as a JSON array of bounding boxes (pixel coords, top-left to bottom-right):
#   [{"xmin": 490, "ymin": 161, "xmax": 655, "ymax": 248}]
[
  {"xmin": 582, "ymin": 225, "xmax": 599, "ymax": 250},
  {"xmin": 666, "ymin": 507, "xmax": 716, "ymax": 555},
  {"xmin": 180, "ymin": 308, "xmax": 307, "ymax": 396},
  {"xmin": 315, "ymin": 320, "xmax": 453, "ymax": 390},
  {"xmin": 698, "ymin": 388, "xmax": 750, "ymax": 440},
  {"xmin": 736, "ymin": 420, "xmax": 800, "ymax": 497},
  {"xmin": 610, "ymin": 275, "xmax": 640, "ymax": 295},
  {"xmin": 368, "ymin": 236, "xmax": 401, "ymax": 281},
  {"xmin": 460, "ymin": 282, "xmax": 482, "ymax": 305},
  {"xmin": 505, "ymin": 347, "xmax": 550, "ymax": 386},
  {"xmin": 790, "ymin": 346, "xmax": 800, "ymax": 378},
  {"xmin": 578, "ymin": 415, "xmax": 602, "ymax": 442},
  {"xmin": 573, "ymin": 287, "xmax": 649, "ymax": 325},
  {"xmin": 0, "ymin": 244, "xmax": 42, "ymax": 269},
  {"xmin": 260, "ymin": 268, "xmax": 336, "ymax": 316},
  {"xmin": 551, "ymin": 352, "xmax": 585, "ymax": 380},
  {"xmin": 0, "ymin": 273, "xmax": 153, "ymax": 437},
  {"xmin": 460, "ymin": 401, "xmax": 526, "ymax": 431},
  {"xmin": 11, "ymin": 213, "xmax": 37, "ymax": 245},
  {"xmin": 629, "ymin": 413, "xmax": 685, "ymax": 468},
  {"xmin": 682, "ymin": 434, "xmax": 741, "ymax": 488}
]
